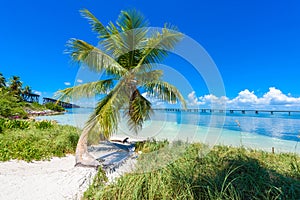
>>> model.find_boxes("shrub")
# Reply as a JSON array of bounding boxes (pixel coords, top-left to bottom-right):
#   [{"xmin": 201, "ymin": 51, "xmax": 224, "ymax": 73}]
[
  {"xmin": 84, "ymin": 144, "xmax": 300, "ymax": 200},
  {"xmin": 44, "ymin": 102, "xmax": 65, "ymax": 112},
  {"xmin": 0, "ymin": 123, "xmax": 80, "ymax": 161},
  {"xmin": 27, "ymin": 102, "xmax": 47, "ymax": 111},
  {"xmin": 0, "ymin": 118, "xmax": 5, "ymax": 130},
  {"xmin": 2, "ymin": 119, "xmax": 30, "ymax": 130},
  {"xmin": 10, "ymin": 107, "xmax": 28, "ymax": 119},
  {"xmin": 135, "ymin": 139, "xmax": 169, "ymax": 153},
  {"xmin": 0, "ymin": 92, "xmax": 28, "ymax": 119},
  {"xmin": 35, "ymin": 120, "xmax": 54, "ymax": 129}
]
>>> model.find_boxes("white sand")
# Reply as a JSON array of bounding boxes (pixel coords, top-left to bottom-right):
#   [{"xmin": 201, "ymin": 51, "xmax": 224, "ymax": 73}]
[
  {"xmin": 0, "ymin": 141, "xmax": 138, "ymax": 200},
  {"xmin": 0, "ymin": 155, "xmax": 96, "ymax": 200}
]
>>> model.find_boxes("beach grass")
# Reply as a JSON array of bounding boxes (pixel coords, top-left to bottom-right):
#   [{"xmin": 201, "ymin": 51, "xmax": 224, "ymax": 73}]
[
  {"xmin": 0, "ymin": 119, "xmax": 80, "ymax": 161},
  {"xmin": 84, "ymin": 141, "xmax": 300, "ymax": 200}
]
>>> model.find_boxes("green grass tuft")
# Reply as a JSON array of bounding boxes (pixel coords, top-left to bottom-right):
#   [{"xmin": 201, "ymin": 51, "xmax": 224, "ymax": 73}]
[
  {"xmin": 84, "ymin": 142, "xmax": 300, "ymax": 200},
  {"xmin": 0, "ymin": 121, "xmax": 80, "ymax": 161}
]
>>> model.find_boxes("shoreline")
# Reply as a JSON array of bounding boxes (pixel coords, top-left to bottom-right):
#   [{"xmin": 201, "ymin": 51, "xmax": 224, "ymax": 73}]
[
  {"xmin": 34, "ymin": 111, "xmax": 300, "ymax": 155},
  {"xmin": 27, "ymin": 110, "xmax": 66, "ymax": 117},
  {"xmin": 2, "ymin": 112, "xmax": 293, "ymax": 199},
  {"xmin": 1, "ymin": 136, "xmax": 299, "ymax": 199}
]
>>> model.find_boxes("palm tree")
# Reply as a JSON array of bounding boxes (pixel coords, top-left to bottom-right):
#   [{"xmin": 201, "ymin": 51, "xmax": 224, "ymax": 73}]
[
  {"xmin": 21, "ymin": 85, "xmax": 32, "ymax": 101},
  {"xmin": 0, "ymin": 73, "xmax": 6, "ymax": 88},
  {"xmin": 9, "ymin": 76, "xmax": 22, "ymax": 99},
  {"xmin": 58, "ymin": 9, "xmax": 186, "ymax": 167},
  {"xmin": 23, "ymin": 85, "xmax": 32, "ymax": 95}
]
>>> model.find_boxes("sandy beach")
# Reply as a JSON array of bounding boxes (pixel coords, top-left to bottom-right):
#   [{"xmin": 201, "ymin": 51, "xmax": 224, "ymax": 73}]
[{"xmin": 0, "ymin": 141, "xmax": 137, "ymax": 200}]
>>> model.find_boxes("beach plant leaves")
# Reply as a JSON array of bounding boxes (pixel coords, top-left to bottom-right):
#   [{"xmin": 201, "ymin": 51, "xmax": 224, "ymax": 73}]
[
  {"xmin": 0, "ymin": 122, "xmax": 79, "ymax": 161},
  {"xmin": 84, "ymin": 144, "xmax": 300, "ymax": 200}
]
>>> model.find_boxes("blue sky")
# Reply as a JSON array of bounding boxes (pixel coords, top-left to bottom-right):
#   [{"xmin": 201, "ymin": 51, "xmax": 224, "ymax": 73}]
[{"xmin": 1, "ymin": 0, "xmax": 300, "ymax": 109}]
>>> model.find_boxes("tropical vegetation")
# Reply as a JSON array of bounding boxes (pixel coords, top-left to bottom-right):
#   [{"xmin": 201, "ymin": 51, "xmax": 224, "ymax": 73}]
[
  {"xmin": 84, "ymin": 141, "xmax": 300, "ymax": 200},
  {"xmin": 0, "ymin": 72, "xmax": 65, "ymax": 118},
  {"xmin": 0, "ymin": 119, "xmax": 79, "ymax": 161},
  {"xmin": 44, "ymin": 102, "xmax": 65, "ymax": 112},
  {"xmin": 57, "ymin": 9, "xmax": 186, "ymax": 167}
]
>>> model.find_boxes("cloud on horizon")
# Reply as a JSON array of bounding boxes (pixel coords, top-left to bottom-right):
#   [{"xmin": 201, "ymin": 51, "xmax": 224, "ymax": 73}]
[
  {"xmin": 64, "ymin": 82, "xmax": 71, "ymax": 86},
  {"xmin": 76, "ymin": 79, "xmax": 83, "ymax": 83},
  {"xmin": 188, "ymin": 87, "xmax": 300, "ymax": 110},
  {"xmin": 32, "ymin": 90, "xmax": 42, "ymax": 96}
]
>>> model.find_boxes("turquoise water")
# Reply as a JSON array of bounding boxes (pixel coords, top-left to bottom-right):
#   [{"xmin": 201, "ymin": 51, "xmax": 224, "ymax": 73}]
[{"xmin": 36, "ymin": 108, "xmax": 300, "ymax": 154}]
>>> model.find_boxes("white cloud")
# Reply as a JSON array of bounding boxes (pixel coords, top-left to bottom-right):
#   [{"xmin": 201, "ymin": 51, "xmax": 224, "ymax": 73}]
[
  {"xmin": 262, "ymin": 87, "xmax": 300, "ymax": 105},
  {"xmin": 188, "ymin": 87, "xmax": 300, "ymax": 109},
  {"xmin": 188, "ymin": 91, "xmax": 228, "ymax": 107},
  {"xmin": 188, "ymin": 91, "xmax": 202, "ymax": 106},
  {"xmin": 233, "ymin": 89, "xmax": 258, "ymax": 104},
  {"xmin": 199, "ymin": 94, "xmax": 228, "ymax": 105},
  {"xmin": 32, "ymin": 90, "xmax": 42, "ymax": 96},
  {"xmin": 77, "ymin": 79, "xmax": 83, "ymax": 83},
  {"xmin": 64, "ymin": 82, "xmax": 71, "ymax": 86}
]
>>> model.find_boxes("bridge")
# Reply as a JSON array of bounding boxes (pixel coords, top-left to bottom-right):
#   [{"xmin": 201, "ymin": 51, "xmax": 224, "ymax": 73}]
[
  {"xmin": 153, "ymin": 108, "xmax": 300, "ymax": 116},
  {"xmin": 22, "ymin": 93, "xmax": 40, "ymax": 103},
  {"xmin": 42, "ymin": 97, "xmax": 80, "ymax": 108}
]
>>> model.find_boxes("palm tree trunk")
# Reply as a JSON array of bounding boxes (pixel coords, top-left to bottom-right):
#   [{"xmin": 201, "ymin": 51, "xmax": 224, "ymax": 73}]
[{"xmin": 75, "ymin": 127, "xmax": 100, "ymax": 168}]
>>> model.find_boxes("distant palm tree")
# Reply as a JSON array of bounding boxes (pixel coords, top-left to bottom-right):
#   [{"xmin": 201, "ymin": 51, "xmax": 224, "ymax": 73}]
[
  {"xmin": 58, "ymin": 9, "xmax": 186, "ymax": 167},
  {"xmin": 9, "ymin": 76, "xmax": 22, "ymax": 99},
  {"xmin": 21, "ymin": 85, "xmax": 32, "ymax": 101},
  {"xmin": 22, "ymin": 85, "xmax": 32, "ymax": 95},
  {"xmin": 0, "ymin": 73, "xmax": 6, "ymax": 88}
]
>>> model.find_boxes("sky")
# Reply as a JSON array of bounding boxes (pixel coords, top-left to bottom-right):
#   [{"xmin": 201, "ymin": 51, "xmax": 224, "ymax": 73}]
[{"xmin": 1, "ymin": 0, "xmax": 300, "ymax": 109}]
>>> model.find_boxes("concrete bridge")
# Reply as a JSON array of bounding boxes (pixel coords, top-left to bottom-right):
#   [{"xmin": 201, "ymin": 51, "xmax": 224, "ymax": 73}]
[
  {"xmin": 42, "ymin": 97, "xmax": 80, "ymax": 108},
  {"xmin": 154, "ymin": 108, "xmax": 300, "ymax": 116}
]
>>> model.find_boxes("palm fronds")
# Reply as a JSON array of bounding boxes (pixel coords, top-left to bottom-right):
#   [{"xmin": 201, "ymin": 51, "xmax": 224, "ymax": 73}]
[
  {"xmin": 63, "ymin": 9, "xmax": 186, "ymax": 139},
  {"xmin": 135, "ymin": 70, "xmax": 163, "ymax": 84},
  {"xmin": 80, "ymin": 9, "xmax": 110, "ymax": 39},
  {"xmin": 135, "ymin": 25, "xmax": 183, "ymax": 71},
  {"xmin": 56, "ymin": 79, "xmax": 114, "ymax": 101},
  {"xmin": 126, "ymin": 89, "xmax": 153, "ymax": 133},
  {"xmin": 143, "ymin": 80, "xmax": 187, "ymax": 109},
  {"xmin": 66, "ymin": 39, "xmax": 127, "ymax": 76},
  {"xmin": 85, "ymin": 79, "xmax": 129, "ymax": 139}
]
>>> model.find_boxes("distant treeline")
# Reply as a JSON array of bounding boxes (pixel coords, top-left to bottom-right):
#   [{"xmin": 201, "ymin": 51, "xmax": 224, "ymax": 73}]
[
  {"xmin": 0, "ymin": 72, "xmax": 64, "ymax": 119},
  {"xmin": 0, "ymin": 72, "xmax": 34, "ymax": 102}
]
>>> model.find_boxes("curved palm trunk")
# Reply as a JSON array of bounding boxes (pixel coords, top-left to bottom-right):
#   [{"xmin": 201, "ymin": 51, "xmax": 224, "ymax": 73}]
[{"xmin": 75, "ymin": 127, "xmax": 100, "ymax": 168}]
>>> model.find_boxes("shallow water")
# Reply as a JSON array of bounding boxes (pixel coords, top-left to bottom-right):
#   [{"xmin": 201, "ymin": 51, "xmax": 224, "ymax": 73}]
[{"xmin": 36, "ymin": 108, "xmax": 300, "ymax": 154}]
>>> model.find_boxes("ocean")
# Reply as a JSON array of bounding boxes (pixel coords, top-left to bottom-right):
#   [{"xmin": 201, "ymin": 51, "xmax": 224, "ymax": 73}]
[{"xmin": 36, "ymin": 108, "xmax": 300, "ymax": 154}]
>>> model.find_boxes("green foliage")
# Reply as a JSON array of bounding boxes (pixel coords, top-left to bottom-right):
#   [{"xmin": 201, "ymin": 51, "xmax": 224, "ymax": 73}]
[
  {"xmin": 135, "ymin": 139, "xmax": 169, "ymax": 153},
  {"xmin": 44, "ymin": 102, "xmax": 65, "ymax": 112},
  {"xmin": 0, "ymin": 73, "xmax": 6, "ymax": 88},
  {"xmin": 10, "ymin": 107, "xmax": 28, "ymax": 119},
  {"xmin": 0, "ymin": 119, "xmax": 30, "ymax": 129},
  {"xmin": 0, "ymin": 122, "xmax": 80, "ymax": 161},
  {"xmin": 0, "ymin": 119, "xmax": 28, "ymax": 130},
  {"xmin": 0, "ymin": 87, "xmax": 28, "ymax": 119},
  {"xmin": 84, "ymin": 168, "xmax": 108, "ymax": 200},
  {"xmin": 30, "ymin": 102, "xmax": 47, "ymax": 110},
  {"xmin": 34, "ymin": 120, "xmax": 54, "ymax": 129},
  {"xmin": 58, "ymin": 9, "xmax": 186, "ymax": 141},
  {"xmin": 0, "ymin": 122, "xmax": 3, "ymax": 133},
  {"xmin": 0, "ymin": 72, "xmax": 48, "ymax": 118},
  {"xmin": 84, "ymin": 143, "xmax": 300, "ymax": 200},
  {"xmin": 8, "ymin": 76, "xmax": 22, "ymax": 100},
  {"xmin": 0, "ymin": 118, "xmax": 5, "ymax": 128}
]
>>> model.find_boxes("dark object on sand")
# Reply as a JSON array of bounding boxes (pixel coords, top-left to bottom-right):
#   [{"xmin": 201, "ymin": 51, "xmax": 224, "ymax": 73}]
[
  {"xmin": 110, "ymin": 137, "xmax": 135, "ymax": 152},
  {"xmin": 122, "ymin": 137, "xmax": 129, "ymax": 143}
]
